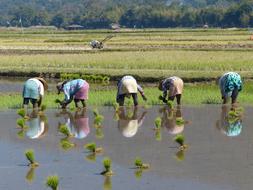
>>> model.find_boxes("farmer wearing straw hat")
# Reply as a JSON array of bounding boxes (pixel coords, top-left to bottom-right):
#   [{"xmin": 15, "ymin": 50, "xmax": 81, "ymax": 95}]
[
  {"xmin": 219, "ymin": 72, "xmax": 242, "ymax": 104},
  {"xmin": 116, "ymin": 75, "xmax": 147, "ymax": 106},
  {"xmin": 158, "ymin": 76, "xmax": 184, "ymax": 105},
  {"xmin": 56, "ymin": 79, "xmax": 89, "ymax": 109},
  {"xmin": 22, "ymin": 77, "xmax": 48, "ymax": 109}
]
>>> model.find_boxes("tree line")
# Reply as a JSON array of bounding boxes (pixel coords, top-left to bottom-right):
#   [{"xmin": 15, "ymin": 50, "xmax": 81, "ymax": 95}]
[{"xmin": 0, "ymin": 0, "xmax": 252, "ymax": 28}]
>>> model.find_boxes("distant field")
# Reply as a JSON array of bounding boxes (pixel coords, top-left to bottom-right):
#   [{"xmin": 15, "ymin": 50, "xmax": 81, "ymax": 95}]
[{"xmin": 0, "ymin": 28, "xmax": 253, "ymax": 81}]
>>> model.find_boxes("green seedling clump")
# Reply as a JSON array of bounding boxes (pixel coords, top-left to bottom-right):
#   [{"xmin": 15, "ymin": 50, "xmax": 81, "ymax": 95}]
[
  {"xmin": 17, "ymin": 108, "xmax": 26, "ymax": 118},
  {"xmin": 85, "ymin": 142, "xmax": 103, "ymax": 153},
  {"xmin": 59, "ymin": 124, "xmax": 72, "ymax": 137},
  {"xmin": 101, "ymin": 157, "xmax": 114, "ymax": 176},
  {"xmin": 93, "ymin": 108, "xmax": 99, "ymax": 117},
  {"xmin": 25, "ymin": 149, "xmax": 39, "ymax": 167},
  {"xmin": 134, "ymin": 157, "xmax": 150, "ymax": 169},
  {"xmin": 55, "ymin": 99, "xmax": 61, "ymax": 104},
  {"xmin": 154, "ymin": 117, "xmax": 161, "ymax": 130},
  {"xmin": 174, "ymin": 134, "xmax": 188, "ymax": 150},
  {"xmin": 46, "ymin": 175, "xmax": 59, "ymax": 190},
  {"xmin": 17, "ymin": 118, "xmax": 27, "ymax": 129},
  {"xmin": 113, "ymin": 102, "xmax": 119, "ymax": 112},
  {"xmin": 167, "ymin": 100, "xmax": 174, "ymax": 109}
]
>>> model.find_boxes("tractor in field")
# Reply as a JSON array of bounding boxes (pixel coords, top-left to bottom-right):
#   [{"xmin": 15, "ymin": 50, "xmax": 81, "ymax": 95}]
[{"xmin": 89, "ymin": 35, "xmax": 114, "ymax": 49}]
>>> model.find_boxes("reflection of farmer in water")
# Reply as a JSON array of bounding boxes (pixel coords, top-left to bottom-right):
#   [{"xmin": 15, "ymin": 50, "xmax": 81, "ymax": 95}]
[
  {"xmin": 216, "ymin": 105, "xmax": 242, "ymax": 137},
  {"xmin": 161, "ymin": 106, "xmax": 184, "ymax": 135},
  {"xmin": 26, "ymin": 110, "xmax": 48, "ymax": 139},
  {"xmin": 118, "ymin": 107, "xmax": 147, "ymax": 137},
  {"xmin": 58, "ymin": 109, "xmax": 90, "ymax": 139}
]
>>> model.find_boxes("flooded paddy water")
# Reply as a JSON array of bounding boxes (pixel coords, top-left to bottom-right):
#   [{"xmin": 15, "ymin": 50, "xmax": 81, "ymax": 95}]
[{"xmin": 0, "ymin": 105, "xmax": 253, "ymax": 190}]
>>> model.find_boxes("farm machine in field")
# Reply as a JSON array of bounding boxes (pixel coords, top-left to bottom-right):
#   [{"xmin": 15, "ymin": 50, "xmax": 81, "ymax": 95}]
[{"xmin": 89, "ymin": 35, "xmax": 114, "ymax": 49}]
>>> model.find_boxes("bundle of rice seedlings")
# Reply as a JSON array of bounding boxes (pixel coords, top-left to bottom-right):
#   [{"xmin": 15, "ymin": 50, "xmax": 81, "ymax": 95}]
[
  {"xmin": 174, "ymin": 134, "xmax": 188, "ymax": 150},
  {"xmin": 25, "ymin": 149, "xmax": 39, "ymax": 167},
  {"xmin": 46, "ymin": 175, "xmax": 59, "ymax": 190},
  {"xmin": 134, "ymin": 157, "xmax": 150, "ymax": 169},
  {"xmin": 154, "ymin": 117, "xmax": 161, "ymax": 130},
  {"xmin": 85, "ymin": 142, "xmax": 103, "ymax": 153},
  {"xmin": 101, "ymin": 157, "xmax": 114, "ymax": 176},
  {"xmin": 17, "ymin": 108, "xmax": 26, "ymax": 118},
  {"xmin": 17, "ymin": 118, "xmax": 27, "ymax": 129}
]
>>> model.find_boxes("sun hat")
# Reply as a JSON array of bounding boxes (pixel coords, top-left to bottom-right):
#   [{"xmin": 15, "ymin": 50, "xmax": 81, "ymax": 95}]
[{"xmin": 35, "ymin": 77, "xmax": 48, "ymax": 91}]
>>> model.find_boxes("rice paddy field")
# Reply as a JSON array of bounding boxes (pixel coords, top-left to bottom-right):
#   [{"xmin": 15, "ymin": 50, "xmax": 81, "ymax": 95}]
[
  {"xmin": 1, "ymin": 28, "xmax": 253, "ymax": 190},
  {"xmin": 0, "ymin": 27, "xmax": 253, "ymax": 81}
]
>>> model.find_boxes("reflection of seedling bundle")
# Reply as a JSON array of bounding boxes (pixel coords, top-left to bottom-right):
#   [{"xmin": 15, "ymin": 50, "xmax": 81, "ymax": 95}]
[
  {"xmin": 174, "ymin": 134, "xmax": 188, "ymax": 150},
  {"xmin": 154, "ymin": 117, "xmax": 162, "ymax": 141},
  {"xmin": 58, "ymin": 124, "xmax": 73, "ymax": 138},
  {"xmin": 60, "ymin": 138, "xmax": 75, "ymax": 151},
  {"xmin": 103, "ymin": 176, "xmax": 112, "ymax": 190},
  {"xmin": 26, "ymin": 167, "xmax": 35, "ymax": 183},
  {"xmin": 101, "ymin": 157, "xmax": 114, "ymax": 176},
  {"xmin": 25, "ymin": 149, "xmax": 39, "ymax": 167},
  {"xmin": 176, "ymin": 117, "xmax": 185, "ymax": 125},
  {"xmin": 93, "ymin": 109, "xmax": 104, "ymax": 139},
  {"xmin": 175, "ymin": 150, "xmax": 185, "ymax": 161},
  {"xmin": 134, "ymin": 157, "xmax": 150, "ymax": 169},
  {"xmin": 85, "ymin": 142, "xmax": 103, "ymax": 153},
  {"xmin": 17, "ymin": 118, "xmax": 28, "ymax": 130},
  {"xmin": 228, "ymin": 107, "xmax": 244, "ymax": 123},
  {"xmin": 93, "ymin": 109, "xmax": 104, "ymax": 126},
  {"xmin": 113, "ymin": 102, "xmax": 120, "ymax": 113},
  {"xmin": 46, "ymin": 175, "xmax": 59, "ymax": 190}
]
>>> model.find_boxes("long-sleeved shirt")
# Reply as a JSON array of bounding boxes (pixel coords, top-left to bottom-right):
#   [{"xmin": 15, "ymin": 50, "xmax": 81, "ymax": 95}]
[{"xmin": 63, "ymin": 79, "xmax": 85, "ymax": 101}]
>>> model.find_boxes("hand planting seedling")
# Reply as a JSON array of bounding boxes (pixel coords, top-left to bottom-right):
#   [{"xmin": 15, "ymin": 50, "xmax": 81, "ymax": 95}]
[
  {"xmin": 85, "ymin": 142, "xmax": 103, "ymax": 153},
  {"xmin": 174, "ymin": 134, "xmax": 188, "ymax": 150},
  {"xmin": 100, "ymin": 157, "xmax": 114, "ymax": 176},
  {"xmin": 46, "ymin": 175, "xmax": 59, "ymax": 190},
  {"xmin": 58, "ymin": 124, "xmax": 73, "ymax": 138},
  {"xmin": 25, "ymin": 149, "xmax": 39, "ymax": 167},
  {"xmin": 134, "ymin": 157, "xmax": 150, "ymax": 169}
]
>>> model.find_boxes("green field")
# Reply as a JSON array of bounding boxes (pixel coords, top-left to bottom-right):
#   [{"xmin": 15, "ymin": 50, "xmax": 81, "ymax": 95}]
[
  {"xmin": 0, "ymin": 28, "xmax": 253, "ymax": 81},
  {"xmin": 1, "ymin": 82, "xmax": 253, "ymax": 109}
]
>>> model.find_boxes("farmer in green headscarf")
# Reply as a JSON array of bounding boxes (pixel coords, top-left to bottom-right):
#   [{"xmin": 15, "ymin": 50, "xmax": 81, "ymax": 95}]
[{"xmin": 219, "ymin": 72, "xmax": 242, "ymax": 104}]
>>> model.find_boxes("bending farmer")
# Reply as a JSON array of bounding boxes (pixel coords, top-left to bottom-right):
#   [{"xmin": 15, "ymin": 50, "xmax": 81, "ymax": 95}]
[
  {"xmin": 158, "ymin": 76, "xmax": 184, "ymax": 105},
  {"xmin": 219, "ymin": 72, "xmax": 242, "ymax": 104},
  {"xmin": 22, "ymin": 77, "xmax": 48, "ymax": 109},
  {"xmin": 56, "ymin": 79, "xmax": 89, "ymax": 109},
  {"xmin": 116, "ymin": 75, "xmax": 147, "ymax": 106}
]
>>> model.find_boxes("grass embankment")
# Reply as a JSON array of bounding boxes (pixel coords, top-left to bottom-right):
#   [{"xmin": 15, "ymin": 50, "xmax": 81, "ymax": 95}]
[{"xmin": 1, "ymin": 82, "xmax": 253, "ymax": 109}]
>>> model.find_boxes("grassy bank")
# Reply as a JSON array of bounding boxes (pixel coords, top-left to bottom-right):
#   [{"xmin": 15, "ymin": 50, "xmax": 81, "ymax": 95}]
[{"xmin": 1, "ymin": 82, "xmax": 253, "ymax": 109}]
